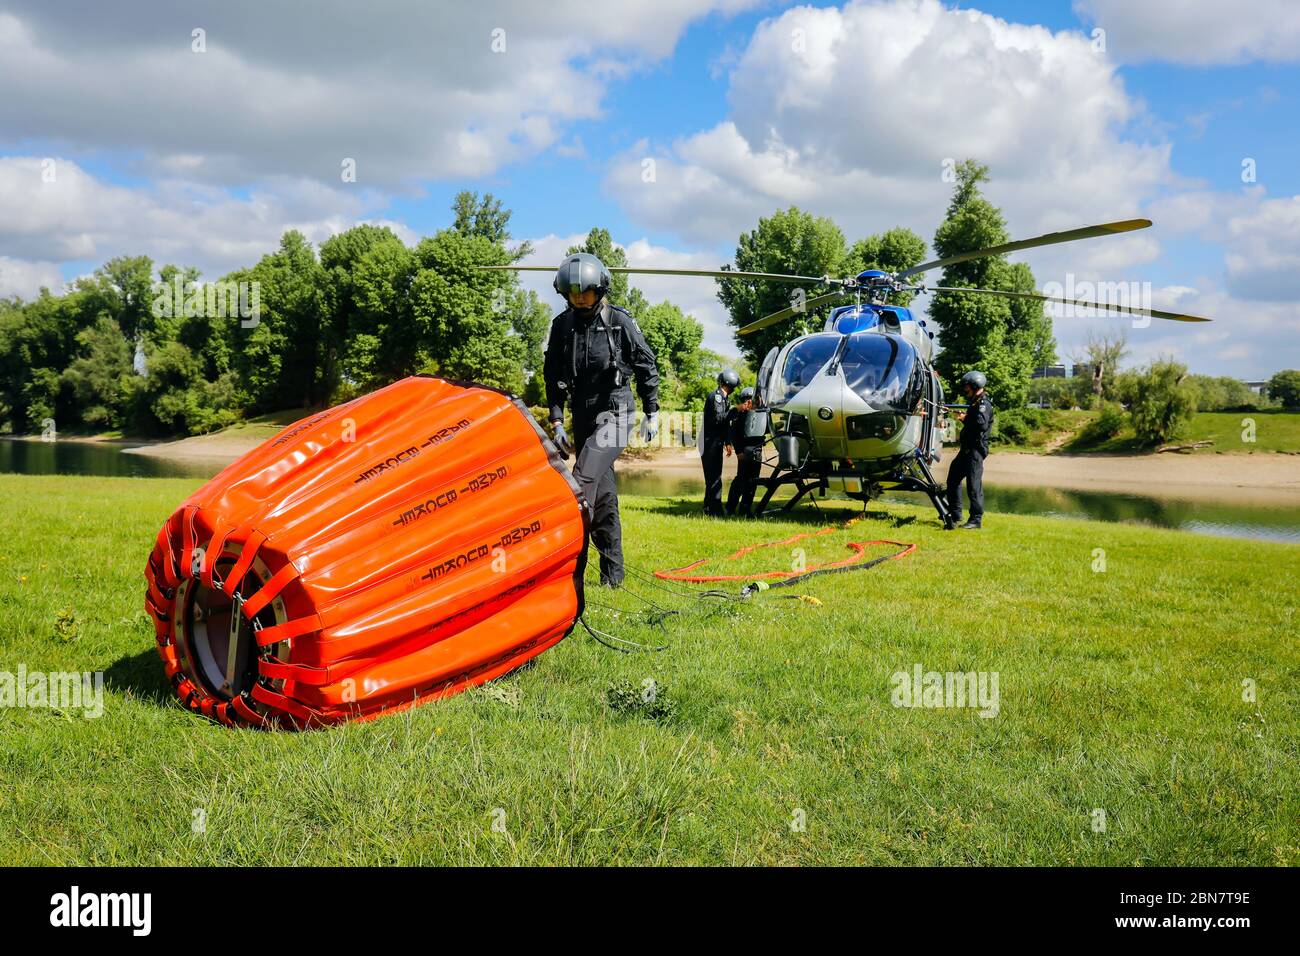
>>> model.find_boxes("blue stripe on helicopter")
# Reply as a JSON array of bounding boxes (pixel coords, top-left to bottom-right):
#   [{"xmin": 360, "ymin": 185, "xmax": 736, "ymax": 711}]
[{"xmin": 831, "ymin": 305, "xmax": 916, "ymax": 334}]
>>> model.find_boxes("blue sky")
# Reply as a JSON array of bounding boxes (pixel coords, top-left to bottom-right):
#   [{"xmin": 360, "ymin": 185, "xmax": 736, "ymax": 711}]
[{"xmin": 1, "ymin": 0, "xmax": 1297, "ymax": 376}]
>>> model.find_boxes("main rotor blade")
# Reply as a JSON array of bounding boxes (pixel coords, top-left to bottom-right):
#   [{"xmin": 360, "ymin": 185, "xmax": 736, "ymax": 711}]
[
  {"xmin": 738, "ymin": 291, "xmax": 852, "ymax": 336},
  {"xmin": 927, "ymin": 285, "xmax": 1211, "ymax": 322},
  {"xmin": 896, "ymin": 219, "xmax": 1152, "ymax": 280},
  {"xmin": 477, "ymin": 264, "xmax": 837, "ymax": 285}
]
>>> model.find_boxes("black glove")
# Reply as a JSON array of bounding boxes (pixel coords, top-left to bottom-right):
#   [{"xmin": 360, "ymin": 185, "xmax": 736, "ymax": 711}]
[{"xmin": 551, "ymin": 421, "xmax": 574, "ymax": 459}]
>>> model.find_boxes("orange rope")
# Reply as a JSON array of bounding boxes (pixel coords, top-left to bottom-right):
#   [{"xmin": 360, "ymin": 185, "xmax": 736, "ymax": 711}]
[{"xmin": 654, "ymin": 527, "xmax": 915, "ymax": 583}]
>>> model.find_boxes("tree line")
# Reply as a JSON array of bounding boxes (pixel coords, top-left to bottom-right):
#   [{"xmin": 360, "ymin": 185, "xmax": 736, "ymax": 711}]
[
  {"xmin": 5, "ymin": 165, "xmax": 1285, "ymax": 443},
  {"xmin": 0, "ymin": 194, "xmax": 723, "ymax": 437}
]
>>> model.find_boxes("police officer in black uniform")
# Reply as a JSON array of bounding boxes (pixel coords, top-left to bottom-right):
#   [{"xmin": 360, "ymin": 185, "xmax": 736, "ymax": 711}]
[
  {"xmin": 701, "ymin": 369, "xmax": 738, "ymax": 516},
  {"xmin": 946, "ymin": 370, "xmax": 994, "ymax": 529},
  {"xmin": 543, "ymin": 253, "xmax": 660, "ymax": 586},
  {"xmin": 725, "ymin": 386, "xmax": 764, "ymax": 518}
]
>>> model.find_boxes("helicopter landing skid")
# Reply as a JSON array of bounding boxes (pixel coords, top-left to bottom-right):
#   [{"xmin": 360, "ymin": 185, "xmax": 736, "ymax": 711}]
[
  {"xmin": 753, "ymin": 454, "xmax": 955, "ymax": 529},
  {"xmin": 752, "ymin": 470, "xmax": 826, "ymax": 515}
]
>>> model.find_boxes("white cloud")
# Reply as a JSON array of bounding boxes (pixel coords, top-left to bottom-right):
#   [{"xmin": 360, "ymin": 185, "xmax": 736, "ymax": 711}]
[
  {"xmin": 606, "ymin": 0, "xmax": 1172, "ymax": 251},
  {"xmin": 0, "ymin": 256, "xmax": 63, "ymax": 299},
  {"xmin": 600, "ymin": 0, "xmax": 1300, "ymax": 376},
  {"xmin": 0, "ymin": 1, "xmax": 760, "ymax": 187},
  {"xmin": 0, "ymin": 156, "xmax": 385, "ymax": 277},
  {"xmin": 1224, "ymin": 196, "xmax": 1300, "ymax": 300},
  {"xmin": 1074, "ymin": 0, "xmax": 1300, "ymax": 64}
]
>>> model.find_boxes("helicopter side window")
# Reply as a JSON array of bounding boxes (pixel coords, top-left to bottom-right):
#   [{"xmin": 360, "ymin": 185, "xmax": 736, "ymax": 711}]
[
  {"xmin": 775, "ymin": 334, "xmax": 840, "ymax": 404},
  {"xmin": 839, "ymin": 333, "xmax": 920, "ymax": 414},
  {"xmin": 756, "ymin": 346, "xmax": 779, "ymax": 407}
]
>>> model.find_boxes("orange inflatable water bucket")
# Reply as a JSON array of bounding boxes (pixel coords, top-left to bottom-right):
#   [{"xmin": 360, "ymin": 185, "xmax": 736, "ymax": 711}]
[{"xmin": 143, "ymin": 376, "xmax": 590, "ymax": 728}]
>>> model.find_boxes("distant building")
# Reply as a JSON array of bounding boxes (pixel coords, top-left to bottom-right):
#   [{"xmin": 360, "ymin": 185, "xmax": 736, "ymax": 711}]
[
  {"xmin": 1031, "ymin": 364, "xmax": 1067, "ymax": 379},
  {"xmin": 1072, "ymin": 363, "xmax": 1093, "ymax": 380},
  {"xmin": 1243, "ymin": 380, "xmax": 1268, "ymax": 395}
]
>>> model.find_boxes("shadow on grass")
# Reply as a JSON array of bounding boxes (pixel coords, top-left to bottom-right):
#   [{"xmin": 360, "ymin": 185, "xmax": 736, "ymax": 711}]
[
  {"xmin": 636, "ymin": 496, "xmax": 922, "ymax": 529},
  {"xmin": 105, "ymin": 647, "xmax": 173, "ymax": 705}
]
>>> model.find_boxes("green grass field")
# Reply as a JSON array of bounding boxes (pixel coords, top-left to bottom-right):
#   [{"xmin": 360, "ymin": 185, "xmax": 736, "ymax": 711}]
[
  {"xmin": 0, "ymin": 474, "xmax": 1296, "ymax": 865},
  {"xmin": 1059, "ymin": 409, "xmax": 1300, "ymax": 455}
]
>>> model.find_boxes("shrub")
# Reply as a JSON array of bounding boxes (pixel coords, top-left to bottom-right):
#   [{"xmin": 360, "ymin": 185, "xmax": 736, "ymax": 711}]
[
  {"xmin": 992, "ymin": 407, "xmax": 1045, "ymax": 445},
  {"xmin": 1268, "ymin": 369, "xmax": 1300, "ymax": 409},
  {"xmin": 1078, "ymin": 401, "xmax": 1126, "ymax": 444},
  {"xmin": 1126, "ymin": 360, "xmax": 1197, "ymax": 446}
]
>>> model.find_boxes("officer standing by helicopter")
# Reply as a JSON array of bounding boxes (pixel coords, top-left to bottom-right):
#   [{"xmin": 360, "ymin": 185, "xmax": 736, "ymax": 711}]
[
  {"xmin": 946, "ymin": 370, "xmax": 994, "ymax": 530},
  {"xmin": 543, "ymin": 253, "xmax": 660, "ymax": 586},
  {"xmin": 701, "ymin": 369, "xmax": 738, "ymax": 516},
  {"xmin": 725, "ymin": 386, "xmax": 764, "ymax": 518}
]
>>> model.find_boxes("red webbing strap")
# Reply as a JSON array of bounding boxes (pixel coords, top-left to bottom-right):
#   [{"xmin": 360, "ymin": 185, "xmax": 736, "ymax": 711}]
[
  {"xmin": 146, "ymin": 574, "xmax": 169, "ymax": 614},
  {"xmin": 230, "ymin": 695, "xmax": 266, "ymax": 726},
  {"xmin": 145, "ymin": 598, "xmax": 170, "ymax": 638},
  {"xmin": 251, "ymin": 683, "xmax": 316, "ymax": 723},
  {"xmin": 222, "ymin": 530, "xmax": 267, "ymax": 597},
  {"xmin": 201, "ymin": 524, "xmax": 232, "ymax": 590},
  {"xmin": 240, "ymin": 561, "xmax": 297, "ymax": 619},
  {"xmin": 257, "ymin": 659, "xmax": 331, "ymax": 686},
  {"xmin": 156, "ymin": 643, "xmax": 181, "ymax": 676},
  {"xmin": 174, "ymin": 676, "xmax": 198, "ymax": 709},
  {"xmin": 154, "ymin": 523, "xmax": 180, "ymax": 588},
  {"xmin": 179, "ymin": 505, "xmax": 198, "ymax": 582},
  {"xmin": 254, "ymin": 613, "xmax": 323, "ymax": 648}
]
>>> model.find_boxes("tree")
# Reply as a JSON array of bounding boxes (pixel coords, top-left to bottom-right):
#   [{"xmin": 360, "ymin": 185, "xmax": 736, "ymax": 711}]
[
  {"xmin": 718, "ymin": 207, "xmax": 850, "ymax": 368},
  {"xmin": 60, "ymin": 317, "xmax": 133, "ymax": 428},
  {"xmin": 1267, "ymin": 369, "xmax": 1300, "ymax": 408},
  {"xmin": 638, "ymin": 301, "xmax": 705, "ymax": 409},
  {"xmin": 407, "ymin": 229, "xmax": 524, "ymax": 394},
  {"xmin": 0, "ymin": 289, "xmax": 84, "ymax": 432},
  {"xmin": 1122, "ymin": 359, "xmax": 1197, "ymax": 445},
  {"xmin": 227, "ymin": 231, "xmax": 324, "ymax": 412},
  {"xmin": 453, "ymin": 191, "xmax": 532, "ymax": 262},
  {"xmin": 1028, "ymin": 376, "xmax": 1075, "ymax": 410},
  {"xmin": 1072, "ymin": 329, "xmax": 1129, "ymax": 405},
  {"xmin": 564, "ymin": 227, "xmax": 649, "ymax": 314},
  {"xmin": 67, "ymin": 256, "xmax": 156, "ymax": 386},
  {"xmin": 507, "ymin": 287, "xmax": 551, "ymax": 405},
  {"xmin": 929, "ymin": 160, "xmax": 1053, "ymax": 409},
  {"xmin": 1005, "ymin": 260, "xmax": 1056, "ymax": 370},
  {"xmin": 319, "ymin": 224, "xmax": 413, "ymax": 399},
  {"xmin": 1186, "ymin": 374, "xmax": 1262, "ymax": 411},
  {"xmin": 846, "ymin": 227, "xmax": 926, "ymax": 306}
]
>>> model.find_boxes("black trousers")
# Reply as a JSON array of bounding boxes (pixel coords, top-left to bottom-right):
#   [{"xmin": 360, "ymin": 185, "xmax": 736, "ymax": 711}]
[
  {"xmin": 946, "ymin": 447, "xmax": 985, "ymax": 524},
  {"xmin": 573, "ymin": 408, "xmax": 631, "ymax": 584},
  {"xmin": 701, "ymin": 439, "xmax": 725, "ymax": 516},
  {"xmin": 726, "ymin": 447, "xmax": 762, "ymax": 517}
]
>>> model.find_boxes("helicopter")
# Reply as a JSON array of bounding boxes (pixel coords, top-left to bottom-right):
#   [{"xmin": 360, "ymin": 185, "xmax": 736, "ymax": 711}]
[{"xmin": 483, "ymin": 218, "xmax": 1213, "ymax": 527}]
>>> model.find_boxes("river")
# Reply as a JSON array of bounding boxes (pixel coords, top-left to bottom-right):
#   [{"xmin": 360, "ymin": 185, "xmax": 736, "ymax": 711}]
[{"xmin": 3, "ymin": 437, "xmax": 1297, "ymax": 543}]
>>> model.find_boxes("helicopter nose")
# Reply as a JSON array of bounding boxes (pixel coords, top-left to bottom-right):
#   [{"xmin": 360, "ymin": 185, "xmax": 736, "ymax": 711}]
[{"xmin": 795, "ymin": 375, "xmax": 845, "ymax": 458}]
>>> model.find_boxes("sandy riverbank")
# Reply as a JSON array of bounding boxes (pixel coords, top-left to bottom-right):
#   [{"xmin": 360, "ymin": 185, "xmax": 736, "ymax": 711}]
[
  {"xmin": 121, "ymin": 428, "xmax": 1300, "ymax": 505},
  {"xmin": 628, "ymin": 447, "xmax": 1300, "ymax": 505},
  {"xmin": 121, "ymin": 427, "xmax": 281, "ymax": 461}
]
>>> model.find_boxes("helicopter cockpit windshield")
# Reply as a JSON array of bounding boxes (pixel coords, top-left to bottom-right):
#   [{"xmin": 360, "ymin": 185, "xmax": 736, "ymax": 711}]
[
  {"xmin": 839, "ymin": 333, "xmax": 922, "ymax": 414},
  {"xmin": 774, "ymin": 333, "xmax": 840, "ymax": 404}
]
